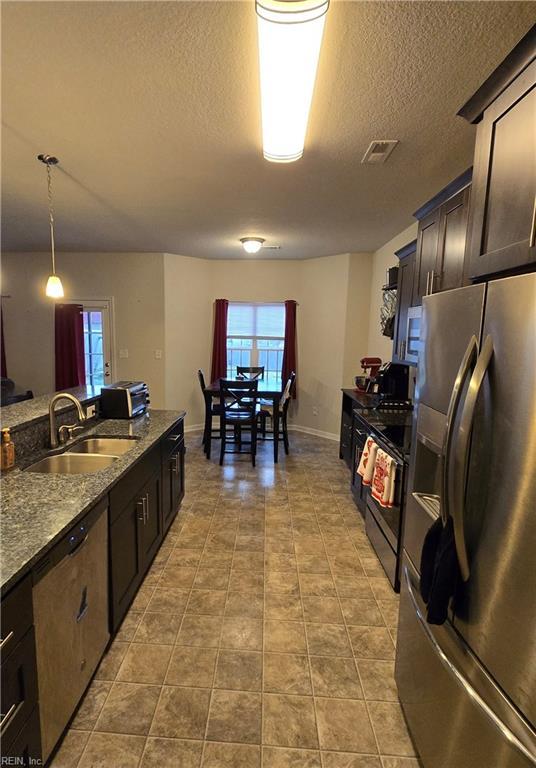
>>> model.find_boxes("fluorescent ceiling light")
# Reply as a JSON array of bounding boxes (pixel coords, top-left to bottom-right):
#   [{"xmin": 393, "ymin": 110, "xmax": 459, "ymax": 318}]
[
  {"xmin": 240, "ymin": 237, "xmax": 265, "ymax": 254},
  {"xmin": 256, "ymin": 0, "xmax": 329, "ymax": 163}
]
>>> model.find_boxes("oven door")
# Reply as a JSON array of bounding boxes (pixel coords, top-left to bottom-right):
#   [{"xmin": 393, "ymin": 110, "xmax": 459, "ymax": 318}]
[{"xmin": 351, "ymin": 418, "xmax": 369, "ymax": 516}]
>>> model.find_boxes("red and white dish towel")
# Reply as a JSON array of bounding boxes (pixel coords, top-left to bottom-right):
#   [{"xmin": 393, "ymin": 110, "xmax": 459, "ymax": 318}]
[
  {"xmin": 357, "ymin": 437, "xmax": 379, "ymax": 486},
  {"xmin": 371, "ymin": 448, "xmax": 396, "ymax": 508}
]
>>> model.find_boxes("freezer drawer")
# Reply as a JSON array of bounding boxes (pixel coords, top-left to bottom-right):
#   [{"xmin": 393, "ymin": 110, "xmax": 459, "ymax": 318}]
[
  {"xmin": 395, "ymin": 556, "xmax": 536, "ymax": 768},
  {"xmin": 33, "ymin": 501, "xmax": 109, "ymax": 761}
]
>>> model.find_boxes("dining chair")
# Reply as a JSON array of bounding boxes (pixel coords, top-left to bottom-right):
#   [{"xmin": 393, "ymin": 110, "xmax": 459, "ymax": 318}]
[
  {"xmin": 219, "ymin": 379, "xmax": 259, "ymax": 467},
  {"xmin": 259, "ymin": 371, "xmax": 296, "ymax": 455},
  {"xmin": 236, "ymin": 366, "xmax": 265, "ymax": 380},
  {"xmin": 197, "ymin": 369, "xmax": 222, "ymax": 460}
]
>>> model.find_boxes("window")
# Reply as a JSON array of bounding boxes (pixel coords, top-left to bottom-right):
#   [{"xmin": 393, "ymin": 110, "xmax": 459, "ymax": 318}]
[
  {"xmin": 227, "ymin": 303, "xmax": 285, "ymax": 385},
  {"xmin": 66, "ymin": 299, "xmax": 113, "ymax": 389}
]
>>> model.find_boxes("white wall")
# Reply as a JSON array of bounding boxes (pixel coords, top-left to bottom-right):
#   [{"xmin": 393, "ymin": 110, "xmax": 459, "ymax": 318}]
[
  {"xmin": 1, "ymin": 252, "xmax": 166, "ymax": 407},
  {"xmin": 366, "ymin": 222, "xmax": 418, "ymax": 362}
]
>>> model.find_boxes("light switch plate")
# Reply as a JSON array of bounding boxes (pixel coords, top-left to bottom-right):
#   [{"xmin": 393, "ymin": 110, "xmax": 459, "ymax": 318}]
[
  {"xmin": 119, "ymin": 349, "xmax": 129, "ymax": 359},
  {"xmin": 154, "ymin": 349, "xmax": 162, "ymax": 359},
  {"xmin": 86, "ymin": 404, "xmax": 96, "ymax": 418}
]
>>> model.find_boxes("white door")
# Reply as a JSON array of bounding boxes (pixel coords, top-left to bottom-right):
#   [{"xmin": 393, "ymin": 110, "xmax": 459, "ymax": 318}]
[{"xmin": 68, "ymin": 299, "xmax": 114, "ymax": 388}]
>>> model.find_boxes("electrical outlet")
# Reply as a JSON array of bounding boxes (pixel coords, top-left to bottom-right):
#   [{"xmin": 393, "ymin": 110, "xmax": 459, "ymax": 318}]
[
  {"xmin": 119, "ymin": 349, "xmax": 129, "ymax": 359},
  {"xmin": 86, "ymin": 404, "xmax": 96, "ymax": 418},
  {"xmin": 313, "ymin": 406, "xmax": 319, "ymax": 416}
]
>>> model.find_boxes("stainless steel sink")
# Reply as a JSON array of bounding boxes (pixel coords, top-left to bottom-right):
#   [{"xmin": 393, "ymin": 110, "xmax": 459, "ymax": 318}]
[
  {"xmin": 26, "ymin": 453, "xmax": 119, "ymax": 474},
  {"xmin": 66, "ymin": 437, "xmax": 138, "ymax": 456}
]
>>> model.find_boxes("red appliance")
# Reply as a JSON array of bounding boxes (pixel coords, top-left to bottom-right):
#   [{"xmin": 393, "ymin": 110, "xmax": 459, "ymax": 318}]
[{"xmin": 355, "ymin": 357, "xmax": 382, "ymax": 391}]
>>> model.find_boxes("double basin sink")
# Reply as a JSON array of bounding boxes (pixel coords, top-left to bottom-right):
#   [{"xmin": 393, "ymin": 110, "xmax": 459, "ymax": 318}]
[{"xmin": 26, "ymin": 437, "xmax": 138, "ymax": 475}]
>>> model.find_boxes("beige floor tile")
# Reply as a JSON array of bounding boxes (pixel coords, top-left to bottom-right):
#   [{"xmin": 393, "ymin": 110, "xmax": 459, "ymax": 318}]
[
  {"xmin": 95, "ymin": 682, "xmax": 160, "ymax": 735},
  {"xmin": 357, "ymin": 659, "xmax": 398, "ymax": 701},
  {"xmin": 263, "ymin": 653, "xmax": 312, "ymax": 695},
  {"xmin": 378, "ymin": 599, "xmax": 400, "ymax": 627},
  {"xmin": 225, "ymin": 591, "xmax": 264, "ymax": 618},
  {"xmin": 194, "ymin": 568, "xmax": 230, "ymax": 590},
  {"xmin": 229, "ymin": 570, "xmax": 264, "ymax": 593},
  {"xmin": 232, "ymin": 550, "xmax": 264, "ymax": 572},
  {"xmin": 299, "ymin": 573, "xmax": 336, "ymax": 597},
  {"xmin": 78, "ymin": 732, "xmax": 146, "ymax": 768},
  {"xmin": 177, "ymin": 615, "xmax": 223, "ymax": 647},
  {"xmin": 140, "ymin": 737, "xmax": 203, "ymax": 768},
  {"xmin": 347, "ymin": 626, "xmax": 395, "ymax": 660},
  {"xmin": 302, "ymin": 596, "xmax": 344, "ymax": 624},
  {"xmin": 235, "ymin": 534, "xmax": 265, "ymax": 551},
  {"xmin": 265, "ymin": 569, "xmax": 300, "ymax": 595},
  {"xmin": 265, "ymin": 593, "xmax": 303, "ymax": 621},
  {"xmin": 265, "ymin": 536, "xmax": 295, "ymax": 553},
  {"xmin": 305, "ymin": 623, "xmax": 352, "ymax": 657},
  {"xmin": 117, "ymin": 643, "xmax": 172, "ymax": 685},
  {"xmin": 71, "ymin": 680, "xmax": 112, "ymax": 729},
  {"xmin": 116, "ymin": 610, "xmax": 143, "ymax": 642},
  {"xmin": 133, "ymin": 612, "xmax": 182, "ymax": 644},
  {"xmin": 265, "ymin": 553, "xmax": 297, "ymax": 571},
  {"xmin": 264, "ymin": 620, "xmax": 307, "ymax": 654},
  {"xmin": 202, "ymin": 741, "xmax": 261, "ymax": 767},
  {"xmin": 214, "ymin": 650, "xmax": 263, "ymax": 691},
  {"xmin": 165, "ymin": 646, "xmax": 218, "ymax": 687},
  {"xmin": 261, "ymin": 746, "xmax": 321, "ymax": 767},
  {"xmin": 146, "ymin": 587, "xmax": 189, "ymax": 614},
  {"xmin": 49, "ymin": 730, "xmax": 90, "ymax": 768},
  {"xmin": 295, "ymin": 554, "xmax": 331, "ymax": 573},
  {"xmin": 360, "ymin": 558, "xmax": 386, "ymax": 578},
  {"xmin": 150, "ymin": 685, "xmax": 211, "ymax": 739},
  {"xmin": 321, "ymin": 752, "xmax": 381, "ymax": 767},
  {"xmin": 94, "ymin": 641, "xmax": 129, "ymax": 681},
  {"xmin": 341, "ymin": 599, "xmax": 385, "ymax": 627},
  {"xmin": 167, "ymin": 548, "xmax": 202, "ymax": 567},
  {"xmin": 309, "ymin": 656, "xmax": 363, "ymax": 699},
  {"xmin": 130, "ymin": 585, "xmax": 155, "ymax": 611},
  {"xmin": 367, "ymin": 702, "xmax": 417, "ymax": 757},
  {"xmin": 315, "ymin": 697, "xmax": 377, "ymax": 753},
  {"xmin": 220, "ymin": 616, "xmax": 263, "ymax": 651},
  {"xmin": 187, "ymin": 589, "xmax": 227, "ymax": 616},
  {"xmin": 160, "ymin": 565, "xmax": 197, "ymax": 589},
  {"xmin": 200, "ymin": 551, "xmax": 234, "ymax": 569},
  {"xmin": 380, "ymin": 758, "xmax": 421, "ymax": 768},
  {"xmin": 333, "ymin": 574, "xmax": 375, "ymax": 599},
  {"xmin": 262, "ymin": 693, "xmax": 318, "ymax": 749},
  {"xmin": 207, "ymin": 689, "xmax": 262, "ymax": 744}
]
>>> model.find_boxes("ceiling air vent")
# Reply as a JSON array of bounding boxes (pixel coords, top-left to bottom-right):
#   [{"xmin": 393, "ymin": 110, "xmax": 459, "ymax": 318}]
[{"xmin": 361, "ymin": 140, "xmax": 398, "ymax": 165}]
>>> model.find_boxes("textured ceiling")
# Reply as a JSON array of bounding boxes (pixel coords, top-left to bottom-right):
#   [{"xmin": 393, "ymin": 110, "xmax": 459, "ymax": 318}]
[{"xmin": 1, "ymin": 1, "xmax": 534, "ymax": 259}]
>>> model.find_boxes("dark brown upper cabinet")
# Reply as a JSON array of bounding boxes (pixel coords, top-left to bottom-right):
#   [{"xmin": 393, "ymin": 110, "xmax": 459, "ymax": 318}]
[
  {"xmin": 393, "ymin": 240, "xmax": 416, "ymax": 364},
  {"xmin": 412, "ymin": 169, "xmax": 472, "ymax": 305},
  {"xmin": 459, "ymin": 26, "xmax": 536, "ymax": 280}
]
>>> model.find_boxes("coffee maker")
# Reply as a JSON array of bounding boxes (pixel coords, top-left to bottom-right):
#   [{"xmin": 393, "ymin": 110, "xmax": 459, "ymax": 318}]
[{"xmin": 368, "ymin": 362, "xmax": 409, "ymax": 400}]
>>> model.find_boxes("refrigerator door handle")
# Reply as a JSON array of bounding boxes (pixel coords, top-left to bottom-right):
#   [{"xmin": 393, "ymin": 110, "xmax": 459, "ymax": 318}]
[
  {"xmin": 441, "ymin": 335, "xmax": 479, "ymax": 525},
  {"xmin": 451, "ymin": 335, "xmax": 494, "ymax": 581},
  {"xmin": 403, "ymin": 565, "xmax": 536, "ymax": 765}
]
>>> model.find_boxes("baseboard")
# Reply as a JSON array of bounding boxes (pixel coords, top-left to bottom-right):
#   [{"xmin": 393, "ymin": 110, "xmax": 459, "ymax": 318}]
[
  {"xmin": 288, "ymin": 424, "xmax": 339, "ymax": 442},
  {"xmin": 184, "ymin": 423, "xmax": 204, "ymax": 434}
]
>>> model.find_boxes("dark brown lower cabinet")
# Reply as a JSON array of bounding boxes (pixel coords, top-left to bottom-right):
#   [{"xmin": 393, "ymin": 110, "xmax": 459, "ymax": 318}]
[
  {"xmin": 1, "ymin": 706, "xmax": 42, "ymax": 766},
  {"xmin": 161, "ymin": 428, "xmax": 185, "ymax": 534}
]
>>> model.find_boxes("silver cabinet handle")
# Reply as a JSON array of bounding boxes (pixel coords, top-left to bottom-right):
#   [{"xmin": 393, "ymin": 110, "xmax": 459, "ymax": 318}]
[
  {"xmin": 441, "ymin": 336, "xmax": 479, "ymax": 526},
  {"xmin": 429, "ymin": 270, "xmax": 435, "ymax": 295},
  {"xmin": 530, "ymin": 195, "xmax": 536, "ymax": 248},
  {"xmin": 0, "ymin": 631, "xmax": 14, "ymax": 652},
  {"xmin": 425, "ymin": 271, "xmax": 430, "ymax": 296},
  {"xmin": 403, "ymin": 566, "xmax": 536, "ymax": 764},
  {"xmin": 450, "ymin": 335, "xmax": 494, "ymax": 581},
  {"xmin": 0, "ymin": 703, "xmax": 17, "ymax": 735},
  {"xmin": 137, "ymin": 498, "xmax": 145, "ymax": 524}
]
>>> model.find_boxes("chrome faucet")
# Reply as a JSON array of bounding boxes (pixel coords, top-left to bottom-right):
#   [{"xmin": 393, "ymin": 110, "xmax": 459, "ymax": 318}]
[{"xmin": 49, "ymin": 393, "xmax": 87, "ymax": 449}]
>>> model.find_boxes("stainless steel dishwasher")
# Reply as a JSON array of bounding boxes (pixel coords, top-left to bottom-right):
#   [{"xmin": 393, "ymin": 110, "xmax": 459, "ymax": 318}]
[{"xmin": 32, "ymin": 498, "xmax": 109, "ymax": 761}]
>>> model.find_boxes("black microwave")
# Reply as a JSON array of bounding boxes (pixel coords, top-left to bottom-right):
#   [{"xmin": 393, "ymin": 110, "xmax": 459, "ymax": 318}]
[{"xmin": 100, "ymin": 381, "xmax": 150, "ymax": 419}]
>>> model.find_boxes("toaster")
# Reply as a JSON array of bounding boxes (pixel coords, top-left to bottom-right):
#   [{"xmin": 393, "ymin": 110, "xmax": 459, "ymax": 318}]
[{"xmin": 100, "ymin": 381, "xmax": 150, "ymax": 419}]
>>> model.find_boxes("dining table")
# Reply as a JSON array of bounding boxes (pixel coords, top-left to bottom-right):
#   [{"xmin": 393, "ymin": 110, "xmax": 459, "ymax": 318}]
[{"xmin": 207, "ymin": 377, "xmax": 284, "ymax": 463}]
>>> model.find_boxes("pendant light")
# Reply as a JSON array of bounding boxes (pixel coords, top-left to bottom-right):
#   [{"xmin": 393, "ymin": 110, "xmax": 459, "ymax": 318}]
[
  {"xmin": 256, "ymin": 0, "xmax": 329, "ymax": 163},
  {"xmin": 38, "ymin": 154, "xmax": 64, "ymax": 299}
]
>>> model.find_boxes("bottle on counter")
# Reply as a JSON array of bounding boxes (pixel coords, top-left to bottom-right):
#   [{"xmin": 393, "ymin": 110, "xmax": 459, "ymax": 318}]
[{"xmin": 1, "ymin": 428, "xmax": 16, "ymax": 471}]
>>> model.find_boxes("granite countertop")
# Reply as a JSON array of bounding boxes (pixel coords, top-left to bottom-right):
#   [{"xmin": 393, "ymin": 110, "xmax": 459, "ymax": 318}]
[
  {"xmin": 1, "ymin": 385, "xmax": 102, "ymax": 431},
  {"xmin": 0, "ymin": 408, "xmax": 185, "ymax": 592}
]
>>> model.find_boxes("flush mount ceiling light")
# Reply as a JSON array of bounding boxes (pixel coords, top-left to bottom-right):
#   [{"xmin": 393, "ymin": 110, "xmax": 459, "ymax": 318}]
[
  {"xmin": 240, "ymin": 237, "xmax": 265, "ymax": 254},
  {"xmin": 256, "ymin": 0, "xmax": 329, "ymax": 163},
  {"xmin": 38, "ymin": 153, "xmax": 64, "ymax": 299}
]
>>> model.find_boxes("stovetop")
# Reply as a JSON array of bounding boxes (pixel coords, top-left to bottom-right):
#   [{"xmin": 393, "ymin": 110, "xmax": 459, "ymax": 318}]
[{"xmin": 353, "ymin": 405, "xmax": 413, "ymax": 459}]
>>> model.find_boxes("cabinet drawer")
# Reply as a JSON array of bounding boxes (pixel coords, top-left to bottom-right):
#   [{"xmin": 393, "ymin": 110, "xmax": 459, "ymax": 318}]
[
  {"xmin": 0, "ymin": 628, "xmax": 39, "ymax": 750},
  {"xmin": 0, "ymin": 706, "xmax": 41, "ymax": 766},
  {"xmin": 161, "ymin": 420, "xmax": 185, "ymax": 460},
  {"xmin": 1, "ymin": 573, "xmax": 33, "ymax": 663}
]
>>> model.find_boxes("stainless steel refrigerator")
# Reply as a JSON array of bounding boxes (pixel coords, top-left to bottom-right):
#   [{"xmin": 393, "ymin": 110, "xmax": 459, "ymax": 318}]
[{"xmin": 395, "ymin": 272, "xmax": 536, "ymax": 768}]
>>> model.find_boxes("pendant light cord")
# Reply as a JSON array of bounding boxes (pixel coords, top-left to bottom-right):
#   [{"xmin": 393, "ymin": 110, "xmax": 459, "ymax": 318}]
[{"xmin": 46, "ymin": 162, "xmax": 57, "ymax": 275}]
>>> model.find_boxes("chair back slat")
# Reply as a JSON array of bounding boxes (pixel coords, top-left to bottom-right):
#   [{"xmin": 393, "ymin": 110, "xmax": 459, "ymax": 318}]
[
  {"xmin": 220, "ymin": 379, "xmax": 258, "ymax": 416},
  {"xmin": 197, "ymin": 369, "xmax": 207, "ymax": 393},
  {"xmin": 237, "ymin": 366, "xmax": 265, "ymax": 381},
  {"xmin": 281, "ymin": 371, "xmax": 296, "ymax": 414}
]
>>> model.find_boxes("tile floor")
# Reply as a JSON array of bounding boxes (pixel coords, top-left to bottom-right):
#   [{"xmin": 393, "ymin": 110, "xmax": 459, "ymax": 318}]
[{"xmin": 51, "ymin": 431, "xmax": 420, "ymax": 768}]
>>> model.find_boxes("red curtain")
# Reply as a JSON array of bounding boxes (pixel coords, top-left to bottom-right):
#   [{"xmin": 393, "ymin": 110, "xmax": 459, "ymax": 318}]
[
  {"xmin": 55, "ymin": 304, "xmax": 86, "ymax": 390},
  {"xmin": 210, "ymin": 299, "xmax": 229, "ymax": 383},
  {"xmin": 282, "ymin": 299, "xmax": 297, "ymax": 397},
  {"xmin": 1, "ymin": 307, "xmax": 7, "ymax": 379}
]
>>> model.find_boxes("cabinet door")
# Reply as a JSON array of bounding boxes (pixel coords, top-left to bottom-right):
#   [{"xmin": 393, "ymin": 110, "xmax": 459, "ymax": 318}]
[
  {"xmin": 1, "ymin": 707, "xmax": 42, "ymax": 766},
  {"xmin": 162, "ymin": 438, "xmax": 184, "ymax": 534},
  {"xmin": 139, "ymin": 471, "xmax": 163, "ymax": 569},
  {"xmin": 437, "ymin": 187, "xmax": 470, "ymax": 291},
  {"xmin": 393, "ymin": 251, "xmax": 415, "ymax": 363},
  {"xmin": 465, "ymin": 60, "xmax": 536, "ymax": 279},
  {"xmin": 110, "ymin": 495, "xmax": 144, "ymax": 632},
  {"xmin": 413, "ymin": 210, "xmax": 440, "ymax": 305},
  {"xmin": 171, "ymin": 440, "xmax": 185, "ymax": 518}
]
